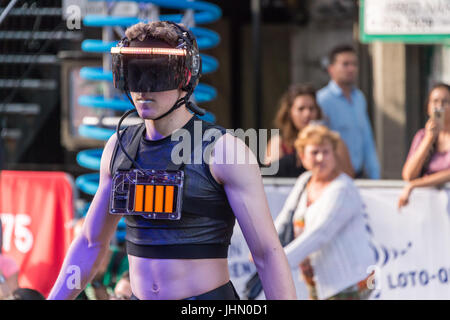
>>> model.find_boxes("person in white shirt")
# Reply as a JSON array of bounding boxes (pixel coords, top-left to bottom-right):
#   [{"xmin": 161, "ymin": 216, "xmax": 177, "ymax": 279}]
[{"xmin": 274, "ymin": 125, "xmax": 375, "ymax": 300}]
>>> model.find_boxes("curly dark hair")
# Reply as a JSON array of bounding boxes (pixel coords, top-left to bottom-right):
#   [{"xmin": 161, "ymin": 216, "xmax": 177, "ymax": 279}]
[{"xmin": 125, "ymin": 21, "xmax": 183, "ymax": 47}]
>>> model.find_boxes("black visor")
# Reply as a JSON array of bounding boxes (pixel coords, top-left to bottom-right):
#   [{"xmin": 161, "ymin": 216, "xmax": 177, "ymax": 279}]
[
  {"xmin": 111, "ymin": 38, "xmax": 191, "ymax": 93},
  {"xmin": 126, "ymin": 54, "xmax": 188, "ymax": 92}
]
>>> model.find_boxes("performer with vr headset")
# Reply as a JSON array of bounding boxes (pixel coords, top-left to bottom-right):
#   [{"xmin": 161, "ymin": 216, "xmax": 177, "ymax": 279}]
[{"xmin": 48, "ymin": 21, "xmax": 296, "ymax": 300}]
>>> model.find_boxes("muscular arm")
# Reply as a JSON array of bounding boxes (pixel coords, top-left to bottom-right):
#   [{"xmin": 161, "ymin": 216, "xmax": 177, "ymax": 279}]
[
  {"xmin": 210, "ymin": 134, "xmax": 297, "ymax": 300},
  {"xmin": 47, "ymin": 134, "xmax": 123, "ymax": 300}
]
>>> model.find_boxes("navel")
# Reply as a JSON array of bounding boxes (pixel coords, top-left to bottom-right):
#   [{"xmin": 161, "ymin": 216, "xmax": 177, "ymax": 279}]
[{"xmin": 151, "ymin": 283, "xmax": 160, "ymax": 293}]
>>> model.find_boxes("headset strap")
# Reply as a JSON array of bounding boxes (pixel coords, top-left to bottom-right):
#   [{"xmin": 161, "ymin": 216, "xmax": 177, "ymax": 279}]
[{"xmin": 153, "ymin": 95, "xmax": 187, "ymax": 121}]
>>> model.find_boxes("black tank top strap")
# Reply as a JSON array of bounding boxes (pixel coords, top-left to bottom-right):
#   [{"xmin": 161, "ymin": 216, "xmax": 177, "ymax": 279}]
[
  {"xmin": 110, "ymin": 123, "xmax": 145, "ymax": 175},
  {"xmin": 117, "ymin": 124, "xmax": 146, "ymax": 171}
]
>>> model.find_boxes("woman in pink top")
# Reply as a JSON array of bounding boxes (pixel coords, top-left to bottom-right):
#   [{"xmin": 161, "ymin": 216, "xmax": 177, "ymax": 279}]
[{"xmin": 398, "ymin": 83, "xmax": 450, "ymax": 208}]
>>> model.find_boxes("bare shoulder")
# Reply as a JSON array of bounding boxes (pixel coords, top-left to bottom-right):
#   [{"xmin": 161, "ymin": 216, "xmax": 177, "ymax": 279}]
[
  {"xmin": 103, "ymin": 132, "xmax": 118, "ymax": 160},
  {"xmin": 101, "ymin": 132, "xmax": 119, "ymax": 179},
  {"xmin": 209, "ymin": 133, "xmax": 260, "ymax": 186},
  {"xmin": 213, "ymin": 132, "xmax": 249, "ymax": 154}
]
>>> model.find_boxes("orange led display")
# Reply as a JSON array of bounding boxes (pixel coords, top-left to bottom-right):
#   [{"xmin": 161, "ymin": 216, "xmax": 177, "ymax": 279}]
[
  {"xmin": 154, "ymin": 185, "xmax": 164, "ymax": 213},
  {"xmin": 164, "ymin": 186, "xmax": 174, "ymax": 213},
  {"xmin": 133, "ymin": 184, "xmax": 176, "ymax": 213},
  {"xmin": 144, "ymin": 185, "xmax": 154, "ymax": 212},
  {"xmin": 134, "ymin": 185, "xmax": 144, "ymax": 212}
]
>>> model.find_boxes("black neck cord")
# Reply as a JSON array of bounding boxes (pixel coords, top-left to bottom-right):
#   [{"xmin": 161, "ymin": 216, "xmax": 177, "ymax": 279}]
[
  {"xmin": 152, "ymin": 89, "xmax": 207, "ymax": 120},
  {"xmin": 116, "ymin": 90, "xmax": 206, "ymax": 172},
  {"xmin": 116, "ymin": 95, "xmax": 144, "ymax": 171}
]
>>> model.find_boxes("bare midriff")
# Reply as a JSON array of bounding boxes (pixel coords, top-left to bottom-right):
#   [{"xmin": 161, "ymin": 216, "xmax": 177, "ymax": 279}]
[{"xmin": 128, "ymin": 255, "xmax": 230, "ymax": 300}]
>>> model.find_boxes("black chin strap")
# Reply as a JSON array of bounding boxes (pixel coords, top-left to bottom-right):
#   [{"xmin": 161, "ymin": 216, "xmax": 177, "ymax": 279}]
[
  {"xmin": 125, "ymin": 90, "xmax": 206, "ymax": 121},
  {"xmin": 153, "ymin": 90, "xmax": 207, "ymax": 120},
  {"xmin": 153, "ymin": 92, "xmax": 188, "ymax": 120}
]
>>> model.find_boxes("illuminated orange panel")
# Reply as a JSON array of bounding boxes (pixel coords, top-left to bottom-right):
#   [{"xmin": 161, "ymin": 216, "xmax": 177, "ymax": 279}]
[
  {"xmin": 164, "ymin": 186, "xmax": 174, "ymax": 213},
  {"xmin": 144, "ymin": 185, "xmax": 154, "ymax": 212},
  {"xmin": 154, "ymin": 185, "xmax": 164, "ymax": 213},
  {"xmin": 134, "ymin": 185, "xmax": 144, "ymax": 212}
]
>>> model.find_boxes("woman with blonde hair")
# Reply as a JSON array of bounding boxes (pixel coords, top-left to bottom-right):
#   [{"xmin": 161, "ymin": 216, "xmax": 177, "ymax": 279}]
[
  {"xmin": 265, "ymin": 84, "xmax": 353, "ymax": 178},
  {"xmin": 274, "ymin": 125, "xmax": 375, "ymax": 299}
]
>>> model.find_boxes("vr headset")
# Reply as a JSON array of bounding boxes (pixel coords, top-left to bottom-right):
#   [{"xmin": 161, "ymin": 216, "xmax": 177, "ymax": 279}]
[{"xmin": 111, "ymin": 22, "xmax": 201, "ymax": 93}]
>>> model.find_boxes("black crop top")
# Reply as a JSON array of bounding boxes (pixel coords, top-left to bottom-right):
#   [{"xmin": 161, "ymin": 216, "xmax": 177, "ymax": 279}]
[{"xmin": 109, "ymin": 115, "xmax": 236, "ymax": 259}]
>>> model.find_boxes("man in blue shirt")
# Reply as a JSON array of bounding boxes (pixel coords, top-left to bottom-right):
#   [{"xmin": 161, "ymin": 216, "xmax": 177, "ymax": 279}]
[{"xmin": 317, "ymin": 45, "xmax": 381, "ymax": 179}]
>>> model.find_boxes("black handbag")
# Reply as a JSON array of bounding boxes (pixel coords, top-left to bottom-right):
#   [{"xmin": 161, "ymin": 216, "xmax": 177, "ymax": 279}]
[
  {"xmin": 243, "ymin": 271, "xmax": 263, "ymax": 300},
  {"xmin": 243, "ymin": 179, "xmax": 308, "ymax": 300}
]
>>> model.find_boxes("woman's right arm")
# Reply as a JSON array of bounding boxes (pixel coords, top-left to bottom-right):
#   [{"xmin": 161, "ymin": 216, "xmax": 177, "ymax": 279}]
[
  {"xmin": 47, "ymin": 134, "xmax": 123, "ymax": 300},
  {"xmin": 402, "ymin": 122, "xmax": 438, "ymax": 181},
  {"xmin": 273, "ymin": 173, "xmax": 309, "ymax": 232},
  {"xmin": 283, "ymin": 183, "xmax": 357, "ymax": 268}
]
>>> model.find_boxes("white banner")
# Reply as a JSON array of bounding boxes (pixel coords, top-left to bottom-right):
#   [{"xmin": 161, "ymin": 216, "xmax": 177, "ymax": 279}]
[{"xmin": 228, "ymin": 180, "xmax": 450, "ymax": 300}]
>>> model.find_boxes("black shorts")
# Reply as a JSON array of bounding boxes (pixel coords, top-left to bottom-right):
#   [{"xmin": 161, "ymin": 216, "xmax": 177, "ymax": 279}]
[{"xmin": 130, "ymin": 281, "xmax": 240, "ymax": 300}]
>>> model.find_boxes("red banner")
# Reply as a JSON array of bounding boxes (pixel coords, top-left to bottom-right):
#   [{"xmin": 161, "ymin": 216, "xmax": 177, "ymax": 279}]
[{"xmin": 0, "ymin": 171, "xmax": 74, "ymax": 298}]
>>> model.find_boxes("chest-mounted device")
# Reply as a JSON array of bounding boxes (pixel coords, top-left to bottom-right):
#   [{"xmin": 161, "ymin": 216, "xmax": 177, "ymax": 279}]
[
  {"xmin": 108, "ymin": 110, "xmax": 186, "ymax": 221},
  {"xmin": 110, "ymin": 169, "xmax": 184, "ymax": 220}
]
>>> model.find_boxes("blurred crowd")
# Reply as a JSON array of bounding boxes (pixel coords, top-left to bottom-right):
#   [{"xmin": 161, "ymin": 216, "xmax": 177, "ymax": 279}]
[
  {"xmin": 261, "ymin": 44, "xmax": 450, "ymax": 300},
  {"xmin": 0, "ymin": 43, "xmax": 449, "ymax": 300}
]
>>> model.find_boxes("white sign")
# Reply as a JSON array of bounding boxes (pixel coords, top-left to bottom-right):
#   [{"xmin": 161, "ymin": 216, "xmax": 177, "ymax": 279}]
[
  {"xmin": 360, "ymin": 186, "xmax": 450, "ymax": 299},
  {"xmin": 364, "ymin": 0, "xmax": 450, "ymax": 35},
  {"xmin": 229, "ymin": 180, "xmax": 450, "ymax": 300}
]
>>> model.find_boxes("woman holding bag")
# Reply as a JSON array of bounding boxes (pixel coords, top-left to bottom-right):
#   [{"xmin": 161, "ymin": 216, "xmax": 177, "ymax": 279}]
[{"xmin": 274, "ymin": 125, "xmax": 375, "ymax": 300}]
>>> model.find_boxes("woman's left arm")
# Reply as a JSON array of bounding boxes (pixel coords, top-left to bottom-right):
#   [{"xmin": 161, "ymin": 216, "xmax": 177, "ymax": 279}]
[
  {"xmin": 398, "ymin": 168, "xmax": 450, "ymax": 209},
  {"xmin": 283, "ymin": 184, "xmax": 358, "ymax": 268}
]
